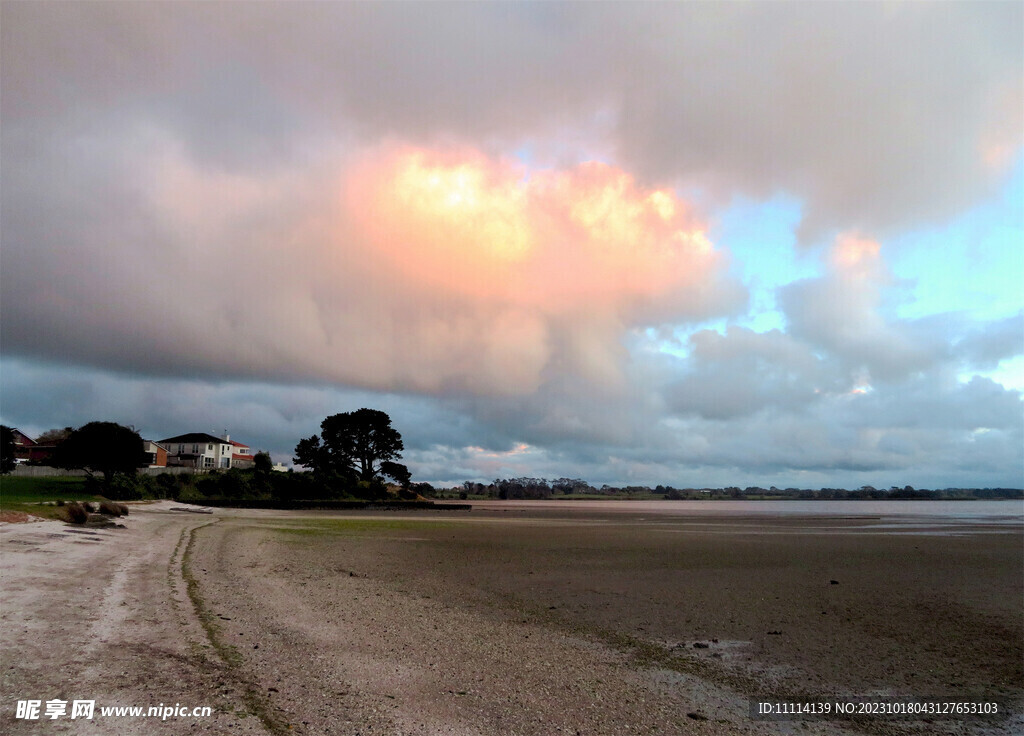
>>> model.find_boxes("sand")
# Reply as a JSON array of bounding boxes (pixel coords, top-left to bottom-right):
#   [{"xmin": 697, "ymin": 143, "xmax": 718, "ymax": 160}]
[{"xmin": 1, "ymin": 502, "xmax": 1021, "ymax": 735}]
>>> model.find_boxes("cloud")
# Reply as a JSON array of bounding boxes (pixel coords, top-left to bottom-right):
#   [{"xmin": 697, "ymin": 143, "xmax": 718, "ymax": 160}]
[
  {"xmin": 952, "ymin": 312, "xmax": 1024, "ymax": 370},
  {"xmin": 667, "ymin": 327, "xmax": 833, "ymax": 420},
  {"xmin": 3, "ymin": 3, "xmax": 1019, "ymax": 240},
  {"xmin": 779, "ymin": 234, "xmax": 937, "ymax": 382},
  {"xmin": 1, "ymin": 3, "xmax": 1021, "ymax": 489},
  {"xmin": 656, "ymin": 235, "xmax": 1022, "ymax": 485},
  {"xmin": 1, "ymin": 128, "xmax": 743, "ymax": 396}
]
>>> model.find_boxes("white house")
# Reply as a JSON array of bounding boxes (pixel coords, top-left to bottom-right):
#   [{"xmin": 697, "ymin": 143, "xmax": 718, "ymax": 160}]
[{"xmin": 158, "ymin": 432, "xmax": 254, "ymax": 470}]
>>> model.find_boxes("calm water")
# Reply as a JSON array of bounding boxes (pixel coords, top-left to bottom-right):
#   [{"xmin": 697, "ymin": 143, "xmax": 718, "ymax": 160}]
[{"xmin": 467, "ymin": 499, "xmax": 1024, "ymax": 528}]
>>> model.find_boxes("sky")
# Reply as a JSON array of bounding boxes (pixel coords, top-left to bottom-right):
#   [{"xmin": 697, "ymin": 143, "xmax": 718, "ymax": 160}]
[{"xmin": 2, "ymin": 2, "xmax": 1022, "ymax": 489}]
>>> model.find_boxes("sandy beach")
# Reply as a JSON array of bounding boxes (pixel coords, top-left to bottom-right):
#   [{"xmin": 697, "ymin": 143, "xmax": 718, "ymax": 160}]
[{"xmin": 2, "ymin": 502, "xmax": 1021, "ymax": 735}]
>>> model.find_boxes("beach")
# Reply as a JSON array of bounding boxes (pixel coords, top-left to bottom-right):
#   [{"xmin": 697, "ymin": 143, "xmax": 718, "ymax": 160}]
[{"xmin": 2, "ymin": 501, "xmax": 1021, "ymax": 734}]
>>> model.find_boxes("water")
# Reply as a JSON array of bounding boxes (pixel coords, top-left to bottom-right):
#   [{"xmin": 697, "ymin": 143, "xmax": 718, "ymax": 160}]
[
  {"xmin": 464, "ymin": 499, "xmax": 1024, "ymax": 536},
  {"xmin": 469, "ymin": 498, "xmax": 1023, "ymax": 518}
]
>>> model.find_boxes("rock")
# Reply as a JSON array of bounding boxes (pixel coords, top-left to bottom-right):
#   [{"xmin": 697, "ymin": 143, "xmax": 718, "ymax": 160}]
[
  {"xmin": 830, "ymin": 580, "xmax": 839, "ymax": 585},
  {"xmin": 693, "ymin": 642, "xmax": 709, "ymax": 649},
  {"xmin": 686, "ymin": 712, "xmax": 708, "ymax": 721}
]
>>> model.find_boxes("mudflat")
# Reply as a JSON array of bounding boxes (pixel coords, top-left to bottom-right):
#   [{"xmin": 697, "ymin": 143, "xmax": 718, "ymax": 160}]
[{"xmin": 2, "ymin": 502, "xmax": 1021, "ymax": 735}]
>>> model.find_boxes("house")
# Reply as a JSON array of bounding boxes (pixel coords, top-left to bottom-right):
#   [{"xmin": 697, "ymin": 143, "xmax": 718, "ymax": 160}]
[
  {"xmin": 9, "ymin": 428, "xmax": 36, "ymax": 463},
  {"xmin": 229, "ymin": 439, "xmax": 255, "ymax": 469},
  {"xmin": 8, "ymin": 429, "xmax": 58, "ymax": 464},
  {"xmin": 159, "ymin": 432, "xmax": 252, "ymax": 470},
  {"xmin": 141, "ymin": 440, "xmax": 168, "ymax": 468}
]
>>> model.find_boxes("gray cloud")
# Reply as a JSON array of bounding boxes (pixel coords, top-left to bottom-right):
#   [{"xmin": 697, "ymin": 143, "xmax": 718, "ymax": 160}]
[{"xmin": 4, "ymin": 3, "xmax": 1019, "ymax": 234}]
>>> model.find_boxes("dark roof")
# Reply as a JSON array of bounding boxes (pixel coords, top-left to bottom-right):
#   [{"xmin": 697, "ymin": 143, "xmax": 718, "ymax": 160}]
[{"xmin": 159, "ymin": 432, "xmax": 229, "ymax": 445}]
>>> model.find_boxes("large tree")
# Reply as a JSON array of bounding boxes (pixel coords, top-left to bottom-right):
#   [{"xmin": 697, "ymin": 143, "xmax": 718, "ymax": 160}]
[
  {"xmin": 1, "ymin": 425, "xmax": 16, "ymax": 474},
  {"xmin": 294, "ymin": 409, "xmax": 408, "ymax": 483},
  {"xmin": 55, "ymin": 422, "xmax": 145, "ymax": 487}
]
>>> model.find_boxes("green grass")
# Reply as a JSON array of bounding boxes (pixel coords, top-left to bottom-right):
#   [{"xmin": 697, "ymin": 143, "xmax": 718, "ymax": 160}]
[{"xmin": 0, "ymin": 475, "xmax": 96, "ymax": 519}]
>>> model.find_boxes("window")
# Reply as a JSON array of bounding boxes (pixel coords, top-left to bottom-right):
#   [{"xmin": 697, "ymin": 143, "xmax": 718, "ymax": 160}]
[
  {"xmin": 203, "ymin": 456, "xmax": 214, "ymax": 468},
  {"xmin": 220, "ymin": 457, "xmax": 230, "ymax": 468},
  {"xmin": 208, "ymin": 444, "xmax": 213, "ymax": 451}
]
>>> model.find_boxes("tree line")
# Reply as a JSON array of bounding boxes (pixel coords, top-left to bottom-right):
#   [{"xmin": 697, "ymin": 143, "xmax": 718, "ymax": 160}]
[{"xmin": 440, "ymin": 479, "xmax": 1023, "ymax": 501}]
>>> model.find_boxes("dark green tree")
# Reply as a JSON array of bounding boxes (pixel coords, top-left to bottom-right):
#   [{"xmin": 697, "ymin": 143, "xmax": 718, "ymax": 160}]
[
  {"xmin": 294, "ymin": 409, "xmax": 405, "ymax": 482},
  {"xmin": 1, "ymin": 426, "xmax": 16, "ymax": 474},
  {"xmin": 253, "ymin": 451, "xmax": 273, "ymax": 474},
  {"xmin": 55, "ymin": 422, "xmax": 145, "ymax": 488},
  {"xmin": 380, "ymin": 460, "xmax": 411, "ymax": 489}
]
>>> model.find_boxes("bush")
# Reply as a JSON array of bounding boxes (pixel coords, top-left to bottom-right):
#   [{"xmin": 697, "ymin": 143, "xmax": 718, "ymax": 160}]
[
  {"xmin": 82, "ymin": 502, "xmax": 96, "ymax": 513},
  {"xmin": 98, "ymin": 499, "xmax": 123, "ymax": 517},
  {"xmin": 177, "ymin": 486, "xmax": 207, "ymax": 504},
  {"xmin": 354, "ymin": 479, "xmax": 388, "ymax": 500},
  {"xmin": 155, "ymin": 473, "xmax": 178, "ymax": 498},
  {"xmin": 63, "ymin": 502, "xmax": 88, "ymax": 524},
  {"xmin": 104, "ymin": 474, "xmax": 145, "ymax": 501}
]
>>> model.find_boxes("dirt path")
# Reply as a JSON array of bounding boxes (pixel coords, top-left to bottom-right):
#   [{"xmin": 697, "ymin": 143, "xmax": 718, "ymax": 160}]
[{"xmin": 0, "ymin": 504, "xmax": 269, "ymax": 734}]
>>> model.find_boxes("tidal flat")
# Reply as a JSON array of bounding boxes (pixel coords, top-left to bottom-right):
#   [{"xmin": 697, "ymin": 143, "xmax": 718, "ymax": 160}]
[
  {"xmin": 2, "ymin": 502, "xmax": 1021, "ymax": 735},
  {"xmin": 191, "ymin": 503, "xmax": 1022, "ymax": 735}
]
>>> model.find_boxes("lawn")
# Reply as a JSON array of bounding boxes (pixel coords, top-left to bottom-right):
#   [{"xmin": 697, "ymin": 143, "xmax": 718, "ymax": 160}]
[{"xmin": 0, "ymin": 475, "xmax": 95, "ymax": 519}]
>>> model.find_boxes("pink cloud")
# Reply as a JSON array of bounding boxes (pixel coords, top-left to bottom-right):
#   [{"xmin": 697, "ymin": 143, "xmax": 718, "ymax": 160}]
[{"xmin": 345, "ymin": 145, "xmax": 734, "ymax": 323}]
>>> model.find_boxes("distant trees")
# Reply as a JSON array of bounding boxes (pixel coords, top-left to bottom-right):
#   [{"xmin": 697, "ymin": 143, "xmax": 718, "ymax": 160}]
[
  {"xmin": 55, "ymin": 422, "xmax": 144, "ymax": 490},
  {"xmin": 0, "ymin": 426, "xmax": 15, "ymax": 474},
  {"xmin": 294, "ymin": 409, "xmax": 410, "ymax": 488},
  {"xmin": 35, "ymin": 427, "xmax": 73, "ymax": 445}
]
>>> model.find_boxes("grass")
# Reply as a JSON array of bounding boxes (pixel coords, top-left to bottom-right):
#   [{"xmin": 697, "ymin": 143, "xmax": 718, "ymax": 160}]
[
  {"xmin": 0, "ymin": 475, "xmax": 96, "ymax": 519},
  {"xmin": 268, "ymin": 517, "xmax": 459, "ymax": 535},
  {"xmin": 180, "ymin": 520, "xmax": 292, "ymax": 735}
]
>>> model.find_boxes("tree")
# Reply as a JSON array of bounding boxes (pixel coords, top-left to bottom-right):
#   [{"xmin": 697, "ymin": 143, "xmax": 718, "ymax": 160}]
[
  {"xmin": 253, "ymin": 451, "xmax": 273, "ymax": 475},
  {"xmin": 1, "ymin": 426, "xmax": 16, "ymax": 474},
  {"xmin": 294, "ymin": 409, "xmax": 406, "ymax": 482},
  {"xmin": 55, "ymin": 422, "xmax": 145, "ymax": 488},
  {"xmin": 380, "ymin": 460, "xmax": 411, "ymax": 489}
]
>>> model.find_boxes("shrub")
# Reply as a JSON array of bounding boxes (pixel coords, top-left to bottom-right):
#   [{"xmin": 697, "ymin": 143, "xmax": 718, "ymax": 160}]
[
  {"xmin": 98, "ymin": 499, "xmax": 123, "ymax": 516},
  {"xmin": 82, "ymin": 502, "xmax": 96, "ymax": 513},
  {"xmin": 118, "ymin": 503, "xmax": 129, "ymax": 515},
  {"xmin": 103, "ymin": 474, "xmax": 145, "ymax": 501},
  {"xmin": 155, "ymin": 473, "xmax": 180, "ymax": 499},
  {"xmin": 63, "ymin": 502, "xmax": 88, "ymax": 524},
  {"xmin": 177, "ymin": 486, "xmax": 207, "ymax": 504}
]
